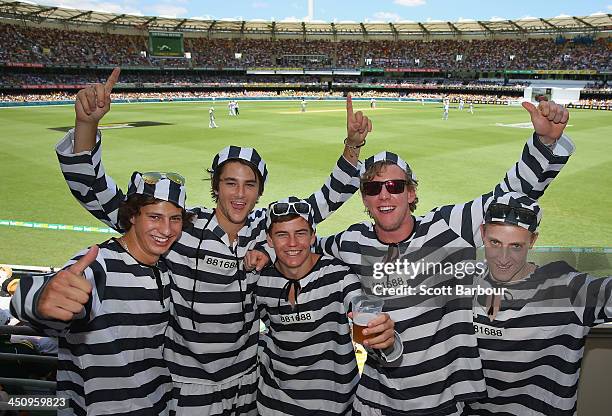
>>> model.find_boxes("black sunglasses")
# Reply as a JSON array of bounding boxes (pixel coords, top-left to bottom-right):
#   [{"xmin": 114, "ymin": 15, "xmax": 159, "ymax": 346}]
[
  {"xmin": 362, "ymin": 180, "xmax": 407, "ymax": 196},
  {"xmin": 486, "ymin": 203, "xmax": 537, "ymax": 227}
]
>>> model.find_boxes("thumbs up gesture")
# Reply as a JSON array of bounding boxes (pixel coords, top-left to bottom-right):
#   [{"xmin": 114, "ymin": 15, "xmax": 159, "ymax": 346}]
[
  {"xmin": 37, "ymin": 246, "xmax": 98, "ymax": 321},
  {"xmin": 522, "ymin": 99, "xmax": 569, "ymax": 145}
]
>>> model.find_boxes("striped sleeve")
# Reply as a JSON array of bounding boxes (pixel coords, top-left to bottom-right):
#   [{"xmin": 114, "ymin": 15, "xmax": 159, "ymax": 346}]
[
  {"xmin": 446, "ymin": 133, "xmax": 574, "ymax": 247},
  {"xmin": 304, "ymin": 155, "xmax": 361, "ymax": 226},
  {"xmin": 315, "ymin": 230, "xmax": 347, "ymax": 260},
  {"xmin": 569, "ymin": 272, "xmax": 612, "ymax": 327},
  {"xmin": 56, "ymin": 129, "xmax": 125, "ymax": 231},
  {"xmin": 10, "ymin": 272, "xmax": 65, "ymax": 336},
  {"xmin": 10, "ymin": 249, "xmax": 105, "ymax": 336},
  {"xmin": 497, "ymin": 132, "xmax": 574, "ymax": 200}
]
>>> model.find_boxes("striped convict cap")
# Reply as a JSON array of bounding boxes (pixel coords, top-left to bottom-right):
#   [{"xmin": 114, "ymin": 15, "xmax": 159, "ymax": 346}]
[
  {"xmin": 266, "ymin": 196, "xmax": 315, "ymax": 231},
  {"xmin": 211, "ymin": 145, "xmax": 268, "ymax": 184},
  {"xmin": 126, "ymin": 171, "xmax": 187, "ymax": 209},
  {"xmin": 363, "ymin": 151, "xmax": 417, "ymax": 182},
  {"xmin": 485, "ymin": 192, "xmax": 542, "ymax": 232}
]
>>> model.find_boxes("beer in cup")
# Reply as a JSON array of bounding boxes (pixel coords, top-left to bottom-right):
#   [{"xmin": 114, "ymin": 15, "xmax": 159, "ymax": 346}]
[{"xmin": 352, "ymin": 295, "xmax": 384, "ymax": 344}]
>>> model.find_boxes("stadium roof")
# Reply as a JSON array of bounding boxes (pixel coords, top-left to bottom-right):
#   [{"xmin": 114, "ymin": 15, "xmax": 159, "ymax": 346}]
[{"xmin": 0, "ymin": 0, "xmax": 610, "ymax": 36}]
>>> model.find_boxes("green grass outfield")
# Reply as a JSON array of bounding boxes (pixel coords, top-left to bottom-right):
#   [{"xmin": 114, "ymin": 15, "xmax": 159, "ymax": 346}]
[{"xmin": 1, "ymin": 99, "xmax": 611, "ymax": 267}]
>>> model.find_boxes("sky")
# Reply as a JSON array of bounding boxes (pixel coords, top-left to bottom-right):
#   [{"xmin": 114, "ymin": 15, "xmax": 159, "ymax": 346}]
[{"xmin": 26, "ymin": 0, "xmax": 612, "ymax": 22}]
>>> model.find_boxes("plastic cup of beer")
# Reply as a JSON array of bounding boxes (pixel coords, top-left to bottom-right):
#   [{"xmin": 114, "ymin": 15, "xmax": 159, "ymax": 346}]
[{"xmin": 352, "ymin": 295, "xmax": 384, "ymax": 345}]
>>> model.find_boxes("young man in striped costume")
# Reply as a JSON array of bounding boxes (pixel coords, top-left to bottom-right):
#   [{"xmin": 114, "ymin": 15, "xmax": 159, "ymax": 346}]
[
  {"xmin": 46, "ymin": 68, "xmax": 371, "ymax": 415},
  {"xmin": 11, "ymin": 171, "xmax": 191, "ymax": 415},
  {"xmin": 463, "ymin": 193, "xmax": 612, "ymax": 416},
  {"xmin": 317, "ymin": 100, "xmax": 574, "ymax": 415},
  {"xmin": 256, "ymin": 197, "xmax": 401, "ymax": 415}
]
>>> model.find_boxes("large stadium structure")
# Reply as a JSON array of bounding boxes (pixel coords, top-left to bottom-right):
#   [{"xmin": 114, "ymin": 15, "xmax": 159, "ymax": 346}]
[
  {"xmin": 0, "ymin": 0, "xmax": 610, "ymax": 106},
  {"xmin": 0, "ymin": 1, "xmax": 610, "ymax": 37}
]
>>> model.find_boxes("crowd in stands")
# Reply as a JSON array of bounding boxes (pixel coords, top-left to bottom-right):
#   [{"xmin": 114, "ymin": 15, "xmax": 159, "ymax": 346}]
[
  {"xmin": 0, "ymin": 23, "xmax": 149, "ymax": 66},
  {"xmin": 363, "ymin": 38, "xmax": 611, "ymax": 71},
  {"xmin": 570, "ymin": 98, "xmax": 612, "ymax": 107},
  {"xmin": 0, "ymin": 90, "xmax": 523, "ymax": 103},
  {"xmin": 0, "ymin": 70, "xmax": 530, "ymax": 90},
  {"xmin": 0, "ymin": 92, "xmax": 74, "ymax": 102},
  {"xmin": 4, "ymin": 90, "xmax": 610, "ymax": 108},
  {"xmin": 1, "ymin": 22, "xmax": 610, "ymax": 71},
  {"xmin": 0, "ymin": 71, "xmax": 330, "ymax": 86},
  {"xmin": 584, "ymin": 81, "xmax": 611, "ymax": 91}
]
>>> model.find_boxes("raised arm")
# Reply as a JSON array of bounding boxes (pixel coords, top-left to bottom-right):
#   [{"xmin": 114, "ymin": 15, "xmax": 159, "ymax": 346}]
[
  {"xmin": 56, "ymin": 68, "xmax": 126, "ymax": 230},
  {"xmin": 499, "ymin": 100, "xmax": 572, "ymax": 199},
  {"xmin": 444, "ymin": 100, "xmax": 574, "ymax": 246},
  {"xmin": 343, "ymin": 94, "xmax": 372, "ymax": 166},
  {"xmin": 304, "ymin": 95, "xmax": 372, "ymax": 226}
]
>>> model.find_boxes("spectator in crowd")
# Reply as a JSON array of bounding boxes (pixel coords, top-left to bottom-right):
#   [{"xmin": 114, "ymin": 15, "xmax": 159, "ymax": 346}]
[
  {"xmin": 256, "ymin": 196, "xmax": 400, "ymax": 415},
  {"xmin": 463, "ymin": 192, "xmax": 612, "ymax": 415},
  {"xmin": 316, "ymin": 99, "xmax": 573, "ymax": 415},
  {"xmin": 47, "ymin": 68, "xmax": 371, "ymax": 415},
  {"xmin": 11, "ymin": 168, "xmax": 192, "ymax": 414}
]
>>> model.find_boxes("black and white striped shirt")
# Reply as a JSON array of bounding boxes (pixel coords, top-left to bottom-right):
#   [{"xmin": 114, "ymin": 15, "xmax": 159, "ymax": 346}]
[
  {"xmin": 464, "ymin": 261, "xmax": 612, "ymax": 416},
  {"xmin": 317, "ymin": 134, "xmax": 574, "ymax": 415},
  {"xmin": 11, "ymin": 239, "xmax": 173, "ymax": 416},
  {"xmin": 256, "ymin": 256, "xmax": 362, "ymax": 416},
  {"xmin": 55, "ymin": 130, "xmax": 361, "ymax": 385}
]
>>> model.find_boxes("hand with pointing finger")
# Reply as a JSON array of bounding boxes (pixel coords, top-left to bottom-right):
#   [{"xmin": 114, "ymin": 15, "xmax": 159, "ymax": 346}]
[
  {"xmin": 522, "ymin": 99, "xmax": 569, "ymax": 145},
  {"xmin": 346, "ymin": 93, "xmax": 373, "ymax": 147},
  {"xmin": 37, "ymin": 246, "xmax": 99, "ymax": 321},
  {"xmin": 75, "ymin": 67, "xmax": 121, "ymax": 126}
]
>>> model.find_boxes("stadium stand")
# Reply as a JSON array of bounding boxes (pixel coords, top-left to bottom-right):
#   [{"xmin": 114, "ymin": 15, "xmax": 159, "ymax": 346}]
[{"xmin": 0, "ymin": 1, "xmax": 609, "ymax": 105}]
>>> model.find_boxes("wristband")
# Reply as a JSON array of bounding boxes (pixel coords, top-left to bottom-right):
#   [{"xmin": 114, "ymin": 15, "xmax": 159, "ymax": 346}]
[{"xmin": 344, "ymin": 138, "xmax": 366, "ymax": 149}]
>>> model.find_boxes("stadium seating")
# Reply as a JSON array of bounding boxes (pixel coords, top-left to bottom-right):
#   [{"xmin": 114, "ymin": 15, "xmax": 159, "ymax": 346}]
[
  {"xmin": 0, "ymin": 20, "xmax": 609, "ymax": 106},
  {"xmin": 1, "ymin": 23, "xmax": 609, "ymax": 71}
]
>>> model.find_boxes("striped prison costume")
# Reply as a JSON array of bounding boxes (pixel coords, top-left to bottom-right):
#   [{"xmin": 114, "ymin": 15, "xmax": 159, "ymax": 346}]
[
  {"xmin": 317, "ymin": 133, "xmax": 574, "ymax": 415},
  {"xmin": 55, "ymin": 129, "xmax": 361, "ymax": 415},
  {"xmin": 10, "ymin": 239, "xmax": 173, "ymax": 416},
  {"xmin": 256, "ymin": 256, "xmax": 362, "ymax": 415},
  {"xmin": 464, "ymin": 261, "xmax": 612, "ymax": 416}
]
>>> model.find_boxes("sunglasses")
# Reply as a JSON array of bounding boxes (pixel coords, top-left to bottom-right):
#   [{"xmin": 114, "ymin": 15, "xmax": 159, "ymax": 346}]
[
  {"xmin": 486, "ymin": 203, "xmax": 537, "ymax": 226},
  {"xmin": 142, "ymin": 171, "xmax": 185, "ymax": 186},
  {"xmin": 270, "ymin": 200, "xmax": 312, "ymax": 216},
  {"xmin": 362, "ymin": 180, "xmax": 407, "ymax": 196}
]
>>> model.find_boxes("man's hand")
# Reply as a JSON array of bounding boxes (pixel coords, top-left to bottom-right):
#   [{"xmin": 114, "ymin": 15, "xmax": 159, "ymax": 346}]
[
  {"xmin": 346, "ymin": 94, "xmax": 373, "ymax": 146},
  {"xmin": 350, "ymin": 311, "xmax": 395, "ymax": 349},
  {"xmin": 37, "ymin": 246, "xmax": 98, "ymax": 321},
  {"xmin": 75, "ymin": 67, "xmax": 120, "ymax": 126},
  {"xmin": 522, "ymin": 99, "xmax": 569, "ymax": 144},
  {"xmin": 244, "ymin": 250, "xmax": 270, "ymax": 272}
]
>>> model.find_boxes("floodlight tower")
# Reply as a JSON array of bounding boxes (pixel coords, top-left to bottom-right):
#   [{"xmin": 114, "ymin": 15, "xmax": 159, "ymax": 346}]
[{"xmin": 307, "ymin": 0, "xmax": 314, "ymax": 21}]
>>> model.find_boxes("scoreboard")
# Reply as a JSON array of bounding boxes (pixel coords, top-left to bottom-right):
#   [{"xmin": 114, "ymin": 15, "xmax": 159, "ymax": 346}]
[{"xmin": 149, "ymin": 32, "xmax": 184, "ymax": 58}]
